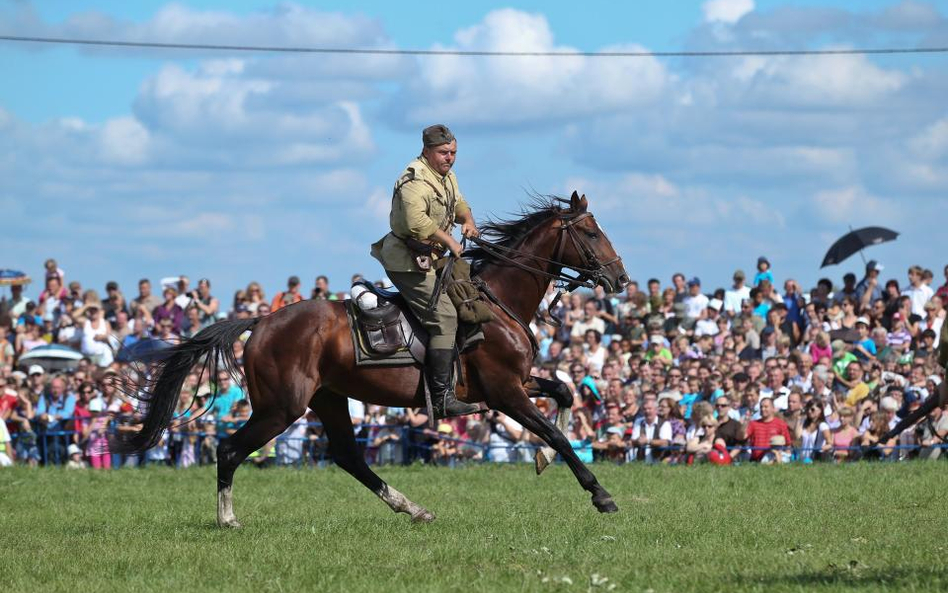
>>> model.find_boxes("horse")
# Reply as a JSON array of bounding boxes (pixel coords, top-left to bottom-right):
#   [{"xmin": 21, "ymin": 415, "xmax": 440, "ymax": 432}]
[{"xmin": 113, "ymin": 191, "xmax": 630, "ymax": 527}]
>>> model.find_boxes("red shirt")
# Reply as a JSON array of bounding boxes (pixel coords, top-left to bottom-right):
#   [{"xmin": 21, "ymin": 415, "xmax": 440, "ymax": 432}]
[
  {"xmin": 1, "ymin": 390, "xmax": 18, "ymax": 432},
  {"xmin": 744, "ymin": 417, "xmax": 792, "ymax": 461}
]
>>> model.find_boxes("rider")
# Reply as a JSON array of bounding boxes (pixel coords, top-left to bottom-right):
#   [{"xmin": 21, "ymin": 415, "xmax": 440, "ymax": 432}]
[{"xmin": 370, "ymin": 124, "xmax": 481, "ymax": 418}]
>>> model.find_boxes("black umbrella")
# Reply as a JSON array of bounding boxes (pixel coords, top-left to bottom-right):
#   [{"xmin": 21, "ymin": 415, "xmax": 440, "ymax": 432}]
[
  {"xmin": 115, "ymin": 338, "xmax": 173, "ymax": 363},
  {"xmin": 820, "ymin": 226, "xmax": 899, "ymax": 268}
]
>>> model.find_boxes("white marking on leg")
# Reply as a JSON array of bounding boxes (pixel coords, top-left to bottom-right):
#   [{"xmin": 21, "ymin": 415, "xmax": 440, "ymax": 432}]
[
  {"xmin": 536, "ymin": 404, "xmax": 571, "ymax": 475},
  {"xmin": 217, "ymin": 486, "xmax": 241, "ymax": 528},
  {"xmin": 375, "ymin": 484, "xmax": 435, "ymax": 523}
]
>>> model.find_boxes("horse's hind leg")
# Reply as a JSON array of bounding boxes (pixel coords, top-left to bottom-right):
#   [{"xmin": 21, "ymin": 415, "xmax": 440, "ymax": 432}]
[
  {"xmin": 310, "ymin": 391, "xmax": 435, "ymax": 523},
  {"xmin": 217, "ymin": 408, "xmax": 297, "ymax": 528}
]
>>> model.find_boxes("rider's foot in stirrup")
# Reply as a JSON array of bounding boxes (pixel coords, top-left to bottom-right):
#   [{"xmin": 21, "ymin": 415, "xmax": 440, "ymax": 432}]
[{"xmin": 434, "ymin": 392, "xmax": 480, "ymax": 419}]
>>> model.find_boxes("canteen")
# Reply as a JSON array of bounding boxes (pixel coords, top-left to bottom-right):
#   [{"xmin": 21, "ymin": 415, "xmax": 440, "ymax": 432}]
[{"xmin": 350, "ymin": 284, "xmax": 378, "ymax": 310}]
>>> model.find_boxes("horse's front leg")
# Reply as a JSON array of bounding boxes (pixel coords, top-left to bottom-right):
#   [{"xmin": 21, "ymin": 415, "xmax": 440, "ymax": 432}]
[
  {"xmin": 524, "ymin": 376, "xmax": 573, "ymax": 475},
  {"xmin": 494, "ymin": 385, "xmax": 617, "ymax": 513}
]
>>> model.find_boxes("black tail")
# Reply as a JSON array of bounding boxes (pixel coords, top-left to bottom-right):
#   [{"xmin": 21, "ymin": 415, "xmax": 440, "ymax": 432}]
[{"xmin": 111, "ymin": 318, "xmax": 260, "ymax": 454}]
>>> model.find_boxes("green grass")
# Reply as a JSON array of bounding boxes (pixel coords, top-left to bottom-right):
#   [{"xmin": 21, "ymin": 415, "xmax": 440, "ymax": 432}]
[{"xmin": 2, "ymin": 462, "xmax": 947, "ymax": 593}]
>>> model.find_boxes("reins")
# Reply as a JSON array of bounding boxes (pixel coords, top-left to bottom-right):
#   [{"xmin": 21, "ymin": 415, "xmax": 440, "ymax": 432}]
[
  {"xmin": 466, "ymin": 211, "xmax": 621, "ymax": 291},
  {"xmin": 461, "ymin": 206, "xmax": 623, "ymax": 347}
]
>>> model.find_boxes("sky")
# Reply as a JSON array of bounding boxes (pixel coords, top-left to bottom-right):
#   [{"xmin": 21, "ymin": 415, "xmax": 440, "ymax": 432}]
[{"xmin": 2, "ymin": 0, "xmax": 948, "ymax": 307}]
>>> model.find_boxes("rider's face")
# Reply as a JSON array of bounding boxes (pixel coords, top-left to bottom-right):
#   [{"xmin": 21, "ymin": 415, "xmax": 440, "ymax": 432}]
[{"xmin": 423, "ymin": 140, "xmax": 457, "ymax": 176}]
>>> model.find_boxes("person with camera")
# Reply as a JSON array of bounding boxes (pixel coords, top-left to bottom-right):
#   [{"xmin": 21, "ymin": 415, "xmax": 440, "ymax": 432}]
[{"xmin": 190, "ymin": 278, "xmax": 219, "ymax": 329}]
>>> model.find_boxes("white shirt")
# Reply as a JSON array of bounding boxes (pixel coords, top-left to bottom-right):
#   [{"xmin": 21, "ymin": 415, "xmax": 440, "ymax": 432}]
[
  {"xmin": 902, "ymin": 284, "xmax": 934, "ymax": 318},
  {"xmin": 724, "ymin": 285, "xmax": 751, "ymax": 315},
  {"xmin": 684, "ymin": 293, "xmax": 709, "ymax": 319},
  {"xmin": 630, "ymin": 417, "xmax": 672, "ymax": 463},
  {"xmin": 695, "ymin": 318, "xmax": 719, "ymax": 337}
]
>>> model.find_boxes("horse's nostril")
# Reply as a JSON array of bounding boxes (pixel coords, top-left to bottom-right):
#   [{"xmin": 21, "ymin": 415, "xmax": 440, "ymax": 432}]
[{"xmin": 618, "ymin": 274, "xmax": 630, "ymax": 287}]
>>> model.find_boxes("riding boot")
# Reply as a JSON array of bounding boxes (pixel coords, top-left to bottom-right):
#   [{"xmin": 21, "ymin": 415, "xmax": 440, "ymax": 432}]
[{"xmin": 426, "ymin": 348, "xmax": 479, "ymax": 419}]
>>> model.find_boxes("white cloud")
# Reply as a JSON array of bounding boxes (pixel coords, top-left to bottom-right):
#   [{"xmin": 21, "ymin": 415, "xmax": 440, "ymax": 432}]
[
  {"xmin": 909, "ymin": 116, "xmax": 948, "ymax": 159},
  {"xmin": 703, "ymin": 0, "xmax": 755, "ymax": 24},
  {"xmin": 564, "ymin": 173, "xmax": 784, "ymax": 228},
  {"xmin": 736, "ymin": 52, "xmax": 907, "ymax": 106},
  {"xmin": 396, "ymin": 9, "xmax": 670, "ymax": 126},
  {"xmin": 812, "ymin": 186, "xmax": 900, "ymax": 225},
  {"xmin": 99, "ymin": 116, "xmax": 150, "ymax": 165}
]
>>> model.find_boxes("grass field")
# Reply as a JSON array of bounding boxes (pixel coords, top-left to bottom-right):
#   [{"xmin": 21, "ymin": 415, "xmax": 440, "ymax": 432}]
[{"xmin": 2, "ymin": 462, "xmax": 947, "ymax": 593}]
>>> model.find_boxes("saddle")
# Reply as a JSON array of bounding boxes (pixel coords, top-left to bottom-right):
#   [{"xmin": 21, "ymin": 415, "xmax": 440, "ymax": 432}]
[
  {"xmin": 346, "ymin": 281, "xmax": 487, "ymax": 368},
  {"xmin": 346, "ymin": 281, "xmax": 428, "ymax": 367}
]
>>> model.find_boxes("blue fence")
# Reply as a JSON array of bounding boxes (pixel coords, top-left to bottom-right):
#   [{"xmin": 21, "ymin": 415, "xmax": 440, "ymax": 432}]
[{"xmin": 5, "ymin": 417, "xmax": 947, "ymax": 468}]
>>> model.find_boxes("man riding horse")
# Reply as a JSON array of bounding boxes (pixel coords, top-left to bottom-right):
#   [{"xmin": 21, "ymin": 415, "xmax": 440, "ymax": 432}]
[{"xmin": 370, "ymin": 124, "xmax": 480, "ymax": 419}]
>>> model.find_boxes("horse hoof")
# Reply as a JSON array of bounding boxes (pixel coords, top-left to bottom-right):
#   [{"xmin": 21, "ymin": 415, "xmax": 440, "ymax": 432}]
[
  {"xmin": 410, "ymin": 510, "xmax": 436, "ymax": 524},
  {"xmin": 218, "ymin": 518, "xmax": 243, "ymax": 529},
  {"xmin": 593, "ymin": 497, "xmax": 619, "ymax": 514}
]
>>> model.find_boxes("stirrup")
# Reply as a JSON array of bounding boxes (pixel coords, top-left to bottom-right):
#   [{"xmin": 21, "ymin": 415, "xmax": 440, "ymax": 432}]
[{"xmin": 434, "ymin": 393, "xmax": 480, "ymax": 419}]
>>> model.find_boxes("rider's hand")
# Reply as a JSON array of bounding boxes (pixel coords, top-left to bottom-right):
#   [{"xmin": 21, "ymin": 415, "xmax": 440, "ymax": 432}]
[{"xmin": 461, "ymin": 220, "xmax": 479, "ymax": 238}]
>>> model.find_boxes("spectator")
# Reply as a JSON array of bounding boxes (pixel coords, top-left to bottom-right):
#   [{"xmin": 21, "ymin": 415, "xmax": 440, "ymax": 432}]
[
  {"xmin": 244, "ymin": 281, "xmax": 267, "ymax": 314},
  {"xmin": 831, "ymin": 407, "xmax": 860, "ymax": 461},
  {"xmin": 683, "ymin": 278, "xmax": 709, "ymax": 321},
  {"xmin": 36, "ymin": 375, "xmax": 76, "ymax": 464},
  {"xmin": 486, "ymin": 411, "xmax": 524, "ymax": 463},
  {"xmin": 741, "ymin": 397, "xmax": 791, "ymax": 462},
  {"xmin": 192, "ymin": 278, "xmax": 220, "ymax": 328},
  {"xmin": 936, "ymin": 265, "xmax": 948, "ymax": 302},
  {"xmin": 65, "ymin": 443, "xmax": 86, "ymax": 469},
  {"xmin": 630, "ymin": 399, "xmax": 667, "ymax": 463},
  {"xmin": 856, "ymin": 261, "xmax": 884, "ymax": 307},
  {"xmin": 572, "ymin": 300, "xmax": 606, "ymax": 341},
  {"xmin": 271, "ymin": 276, "xmax": 304, "ymax": 312},
  {"xmin": 903, "ymin": 265, "xmax": 934, "ymax": 319},
  {"xmin": 655, "ymin": 395, "xmax": 686, "ymax": 462},
  {"xmin": 131, "ymin": 279, "xmax": 162, "ymax": 314},
  {"xmin": 724, "ymin": 270, "xmax": 750, "ymax": 317},
  {"xmin": 311, "ymin": 275, "xmax": 336, "ymax": 300},
  {"xmin": 753, "ymin": 256, "xmax": 774, "ymax": 288},
  {"xmin": 209, "ymin": 371, "xmax": 245, "ymax": 422},
  {"xmin": 153, "ymin": 286, "xmax": 184, "ymax": 334},
  {"xmin": 797, "ymin": 400, "xmax": 832, "ymax": 462},
  {"xmin": 83, "ymin": 398, "xmax": 111, "ymax": 469}
]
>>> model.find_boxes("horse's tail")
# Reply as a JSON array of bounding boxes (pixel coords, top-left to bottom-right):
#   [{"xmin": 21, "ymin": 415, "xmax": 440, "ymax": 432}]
[{"xmin": 111, "ymin": 318, "xmax": 261, "ymax": 454}]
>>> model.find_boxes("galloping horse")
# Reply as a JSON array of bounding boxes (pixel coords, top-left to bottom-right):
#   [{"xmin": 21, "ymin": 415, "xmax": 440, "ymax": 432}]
[{"xmin": 114, "ymin": 192, "xmax": 630, "ymax": 527}]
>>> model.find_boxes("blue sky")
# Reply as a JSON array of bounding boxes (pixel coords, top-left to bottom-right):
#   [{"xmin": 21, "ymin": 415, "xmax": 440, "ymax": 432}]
[{"xmin": 2, "ymin": 0, "xmax": 947, "ymax": 306}]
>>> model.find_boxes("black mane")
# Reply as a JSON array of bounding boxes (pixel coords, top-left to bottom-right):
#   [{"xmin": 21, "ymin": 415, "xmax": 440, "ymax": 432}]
[{"xmin": 467, "ymin": 195, "xmax": 565, "ymax": 276}]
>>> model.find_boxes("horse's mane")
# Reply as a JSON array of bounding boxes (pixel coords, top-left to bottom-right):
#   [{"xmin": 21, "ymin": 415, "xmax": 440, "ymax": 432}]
[{"xmin": 467, "ymin": 195, "xmax": 565, "ymax": 276}]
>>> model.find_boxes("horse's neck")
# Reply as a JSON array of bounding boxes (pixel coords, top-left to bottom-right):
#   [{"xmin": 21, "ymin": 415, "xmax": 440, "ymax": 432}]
[{"xmin": 478, "ymin": 231, "xmax": 558, "ymax": 325}]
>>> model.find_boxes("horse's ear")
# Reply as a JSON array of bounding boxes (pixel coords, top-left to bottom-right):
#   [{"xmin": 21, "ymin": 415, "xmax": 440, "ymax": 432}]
[
  {"xmin": 579, "ymin": 193, "xmax": 588, "ymax": 212},
  {"xmin": 569, "ymin": 190, "xmax": 581, "ymax": 211}
]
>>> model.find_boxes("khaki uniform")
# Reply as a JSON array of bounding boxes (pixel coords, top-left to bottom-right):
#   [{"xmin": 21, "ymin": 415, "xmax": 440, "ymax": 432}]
[{"xmin": 371, "ymin": 156, "xmax": 470, "ymax": 350}]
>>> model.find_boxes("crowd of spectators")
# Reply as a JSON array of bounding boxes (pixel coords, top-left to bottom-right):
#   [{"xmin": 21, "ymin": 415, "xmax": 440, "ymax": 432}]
[{"xmin": 1, "ymin": 256, "xmax": 947, "ymax": 469}]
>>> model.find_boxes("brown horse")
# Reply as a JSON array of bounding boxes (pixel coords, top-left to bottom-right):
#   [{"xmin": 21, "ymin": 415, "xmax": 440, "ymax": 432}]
[{"xmin": 114, "ymin": 192, "xmax": 629, "ymax": 527}]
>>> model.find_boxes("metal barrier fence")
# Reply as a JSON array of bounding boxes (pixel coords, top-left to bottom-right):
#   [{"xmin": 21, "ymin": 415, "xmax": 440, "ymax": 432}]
[{"xmin": 5, "ymin": 418, "xmax": 947, "ymax": 468}]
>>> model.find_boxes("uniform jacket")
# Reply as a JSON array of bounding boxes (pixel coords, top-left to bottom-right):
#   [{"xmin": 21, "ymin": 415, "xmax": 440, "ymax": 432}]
[{"xmin": 371, "ymin": 156, "xmax": 470, "ymax": 274}]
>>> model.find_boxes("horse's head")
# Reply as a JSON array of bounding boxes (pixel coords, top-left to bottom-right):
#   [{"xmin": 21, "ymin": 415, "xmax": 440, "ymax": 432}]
[{"xmin": 555, "ymin": 191, "xmax": 630, "ymax": 293}]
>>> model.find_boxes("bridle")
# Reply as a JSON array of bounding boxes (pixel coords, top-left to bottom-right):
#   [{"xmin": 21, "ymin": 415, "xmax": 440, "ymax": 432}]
[{"xmin": 466, "ymin": 209, "xmax": 623, "ymax": 293}]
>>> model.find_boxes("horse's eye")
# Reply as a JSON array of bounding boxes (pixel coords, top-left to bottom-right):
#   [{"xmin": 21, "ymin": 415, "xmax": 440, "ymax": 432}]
[{"xmin": 586, "ymin": 232, "xmax": 599, "ymax": 240}]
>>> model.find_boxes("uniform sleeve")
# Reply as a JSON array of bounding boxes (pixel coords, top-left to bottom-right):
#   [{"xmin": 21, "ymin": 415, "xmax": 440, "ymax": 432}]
[
  {"xmin": 449, "ymin": 173, "xmax": 471, "ymax": 220},
  {"xmin": 394, "ymin": 181, "xmax": 439, "ymax": 240},
  {"xmin": 454, "ymin": 192, "xmax": 471, "ymax": 219}
]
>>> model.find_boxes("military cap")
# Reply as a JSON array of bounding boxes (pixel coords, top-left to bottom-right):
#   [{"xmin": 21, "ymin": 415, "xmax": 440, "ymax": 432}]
[{"xmin": 422, "ymin": 124, "xmax": 455, "ymax": 148}]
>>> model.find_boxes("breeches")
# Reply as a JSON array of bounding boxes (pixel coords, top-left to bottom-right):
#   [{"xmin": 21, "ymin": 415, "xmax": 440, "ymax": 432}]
[{"xmin": 387, "ymin": 270, "xmax": 457, "ymax": 350}]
